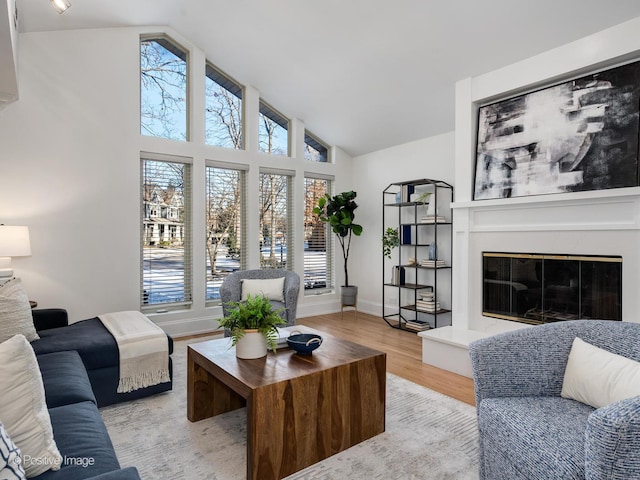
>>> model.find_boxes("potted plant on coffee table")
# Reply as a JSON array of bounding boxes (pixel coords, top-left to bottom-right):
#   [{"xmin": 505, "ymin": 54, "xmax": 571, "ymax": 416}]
[
  {"xmin": 313, "ymin": 190, "xmax": 363, "ymax": 306},
  {"xmin": 218, "ymin": 294, "xmax": 286, "ymax": 359}
]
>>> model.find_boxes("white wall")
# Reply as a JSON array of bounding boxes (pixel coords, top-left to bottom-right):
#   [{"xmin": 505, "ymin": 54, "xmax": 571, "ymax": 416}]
[
  {"xmin": 0, "ymin": 26, "xmax": 353, "ymax": 335},
  {"xmin": 350, "ymin": 133, "xmax": 455, "ymax": 316},
  {"xmin": 452, "ymin": 17, "xmax": 640, "ymax": 332}
]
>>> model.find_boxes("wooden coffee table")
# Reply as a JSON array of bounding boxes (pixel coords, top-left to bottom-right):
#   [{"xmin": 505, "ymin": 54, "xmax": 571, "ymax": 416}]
[{"xmin": 187, "ymin": 326, "xmax": 386, "ymax": 480}]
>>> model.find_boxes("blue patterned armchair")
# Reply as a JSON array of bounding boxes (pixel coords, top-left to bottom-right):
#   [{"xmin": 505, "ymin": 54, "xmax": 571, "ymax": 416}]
[
  {"xmin": 469, "ymin": 320, "xmax": 640, "ymax": 480},
  {"xmin": 219, "ymin": 269, "xmax": 300, "ymax": 326}
]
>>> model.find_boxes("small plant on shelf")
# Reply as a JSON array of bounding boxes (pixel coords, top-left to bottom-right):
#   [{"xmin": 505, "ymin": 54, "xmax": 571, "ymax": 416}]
[{"xmin": 382, "ymin": 227, "xmax": 400, "ymax": 259}]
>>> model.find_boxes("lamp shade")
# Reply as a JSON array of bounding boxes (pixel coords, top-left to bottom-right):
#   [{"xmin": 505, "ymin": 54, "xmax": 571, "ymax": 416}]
[{"xmin": 0, "ymin": 226, "xmax": 31, "ymax": 257}]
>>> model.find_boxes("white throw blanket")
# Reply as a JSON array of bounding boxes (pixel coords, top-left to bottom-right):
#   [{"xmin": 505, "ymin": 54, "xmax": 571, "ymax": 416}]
[{"xmin": 98, "ymin": 311, "xmax": 170, "ymax": 393}]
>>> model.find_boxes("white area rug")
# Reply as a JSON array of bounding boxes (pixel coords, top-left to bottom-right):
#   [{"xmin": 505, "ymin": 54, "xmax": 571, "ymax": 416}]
[{"xmin": 101, "ymin": 336, "xmax": 479, "ymax": 479}]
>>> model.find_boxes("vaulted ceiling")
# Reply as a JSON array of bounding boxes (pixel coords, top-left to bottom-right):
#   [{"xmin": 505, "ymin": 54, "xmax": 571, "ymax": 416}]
[{"xmin": 18, "ymin": 0, "xmax": 640, "ymax": 156}]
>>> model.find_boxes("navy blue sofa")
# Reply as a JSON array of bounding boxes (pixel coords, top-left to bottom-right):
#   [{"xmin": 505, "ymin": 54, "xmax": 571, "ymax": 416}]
[
  {"xmin": 30, "ymin": 309, "xmax": 173, "ymax": 407},
  {"xmin": 34, "ymin": 349, "xmax": 140, "ymax": 479}
]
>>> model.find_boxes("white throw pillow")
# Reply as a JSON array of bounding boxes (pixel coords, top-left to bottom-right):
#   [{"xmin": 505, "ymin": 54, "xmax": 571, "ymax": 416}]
[
  {"xmin": 0, "ymin": 421, "xmax": 26, "ymax": 480},
  {"xmin": 241, "ymin": 277, "xmax": 285, "ymax": 302},
  {"xmin": 0, "ymin": 335, "xmax": 61, "ymax": 477},
  {"xmin": 561, "ymin": 336, "xmax": 640, "ymax": 409},
  {"xmin": 0, "ymin": 278, "xmax": 39, "ymax": 343}
]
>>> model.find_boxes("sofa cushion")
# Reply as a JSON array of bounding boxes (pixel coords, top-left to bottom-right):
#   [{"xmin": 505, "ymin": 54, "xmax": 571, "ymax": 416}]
[
  {"xmin": 0, "ymin": 278, "xmax": 39, "ymax": 343},
  {"xmin": 0, "ymin": 335, "xmax": 62, "ymax": 477},
  {"xmin": 34, "ymin": 402, "xmax": 120, "ymax": 480},
  {"xmin": 478, "ymin": 396, "xmax": 594, "ymax": 479},
  {"xmin": 37, "ymin": 351, "xmax": 96, "ymax": 408}
]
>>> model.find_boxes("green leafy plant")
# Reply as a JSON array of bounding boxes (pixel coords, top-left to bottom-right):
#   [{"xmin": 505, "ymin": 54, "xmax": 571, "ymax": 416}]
[
  {"xmin": 382, "ymin": 227, "xmax": 400, "ymax": 259},
  {"xmin": 218, "ymin": 294, "xmax": 286, "ymax": 353},
  {"xmin": 313, "ymin": 190, "xmax": 363, "ymax": 287}
]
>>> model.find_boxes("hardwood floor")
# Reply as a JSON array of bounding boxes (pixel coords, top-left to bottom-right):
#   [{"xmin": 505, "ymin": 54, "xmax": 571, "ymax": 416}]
[{"xmin": 298, "ymin": 312, "xmax": 476, "ymax": 406}]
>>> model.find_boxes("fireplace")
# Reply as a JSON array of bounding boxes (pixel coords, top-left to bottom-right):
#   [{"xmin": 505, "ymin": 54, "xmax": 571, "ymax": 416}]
[{"xmin": 483, "ymin": 252, "xmax": 622, "ymax": 325}]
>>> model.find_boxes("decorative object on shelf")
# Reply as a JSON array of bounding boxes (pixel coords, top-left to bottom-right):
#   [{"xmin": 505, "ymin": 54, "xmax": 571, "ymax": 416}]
[
  {"xmin": 474, "ymin": 60, "xmax": 640, "ymax": 200},
  {"xmin": 286, "ymin": 332, "xmax": 323, "ymax": 355},
  {"xmin": 382, "ymin": 227, "xmax": 400, "ymax": 259},
  {"xmin": 314, "ymin": 191, "xmax": 363, "ymax": 306},
  {"xmin": 218, "ymin": 294, "xmax": 286, "ymax": 359},
  {"xmin": 428, "ymin": 243, "xmax": 437, "ymax": 261},
  {"xmin": 426, "ymin": 198, "xmax": 437, "ymax": 217},
  {"xmin": 410, "ymin": 191, "xmax": 431, "ymax": 203}
]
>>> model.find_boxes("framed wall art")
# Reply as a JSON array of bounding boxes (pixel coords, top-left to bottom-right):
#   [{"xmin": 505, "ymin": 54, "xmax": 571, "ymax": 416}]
[{"xmin": 473, "ymin": 60, "xmax": 640, "ymax": 200}]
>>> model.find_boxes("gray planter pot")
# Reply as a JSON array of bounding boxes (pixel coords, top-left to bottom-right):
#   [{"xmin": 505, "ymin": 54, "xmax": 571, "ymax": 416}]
[{"xmin": 341, "ymin": 285, "xmax": 358, "ymax": 306}]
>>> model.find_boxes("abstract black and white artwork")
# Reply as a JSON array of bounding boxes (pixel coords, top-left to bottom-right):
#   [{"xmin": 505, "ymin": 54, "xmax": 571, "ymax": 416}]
[{"xmin": 473, "ymin": 61, "xmax": 640, "ymax": 200}]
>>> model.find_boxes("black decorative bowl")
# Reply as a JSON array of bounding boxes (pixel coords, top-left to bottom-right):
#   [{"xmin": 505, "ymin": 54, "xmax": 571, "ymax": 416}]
[{"xmin": 287, "ymin": 333, "xmax": 323, "ymax": 355}]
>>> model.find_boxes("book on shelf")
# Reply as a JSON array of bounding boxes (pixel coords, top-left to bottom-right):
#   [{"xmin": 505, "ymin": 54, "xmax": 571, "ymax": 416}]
[
  {"xmin": 401, "ymin": 224, "xmax": 411, "ymax": 244},
  {"xmin": 415, "ymin": 300, "xmax": 441, "ymax": 313},
  {"xmin": 416, "ymin": 300, "xmax": 440, "ymax": 308},
  {"xmin": 420, "ymin": 215, "xmax": 447, "ymax": 224},
  {"xmin": 419, "ymin": 259, "xmax": 446, "ymax": 268},
  {"xmin": 401, "ymin": 184, "xmax": 415, "ymax": 203},
  {"xmin": 404, "ymin": 320, "xmax": 431, "ymax": 331},
  {"xmin": 391, "ymin": 266, "xmax": 405, "ymax": 285}
]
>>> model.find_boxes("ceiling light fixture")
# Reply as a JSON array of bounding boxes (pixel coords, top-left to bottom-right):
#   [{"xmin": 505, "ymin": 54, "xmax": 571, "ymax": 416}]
[{"xmin": 50, "ymin": 0, "xmax": 71, "ymax": 14}]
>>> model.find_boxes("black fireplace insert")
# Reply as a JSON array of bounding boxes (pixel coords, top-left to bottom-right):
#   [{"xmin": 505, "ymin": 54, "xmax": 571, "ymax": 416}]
[{"xmin": 483, "ymin": 252, "xmax": 622, "ymax": 324}]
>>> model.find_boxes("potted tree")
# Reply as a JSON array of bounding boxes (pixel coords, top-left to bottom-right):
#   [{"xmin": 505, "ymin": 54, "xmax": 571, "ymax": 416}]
[
  {"xmin": 218, "ymin": 294, "xmax": 286, "ymax": 359},
  {"xmin": 313, "ymin": 190, "xmax": 363, "ymax": 306}
]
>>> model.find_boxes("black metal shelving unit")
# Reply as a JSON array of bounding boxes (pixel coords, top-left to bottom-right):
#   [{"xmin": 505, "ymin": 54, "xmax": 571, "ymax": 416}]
[{"xmin": 382, "ymin": 179, "xmax": 453, "ymax": 332}]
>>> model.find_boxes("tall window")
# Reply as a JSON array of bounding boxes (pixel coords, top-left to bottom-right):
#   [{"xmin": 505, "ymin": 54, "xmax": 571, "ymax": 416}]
[
  {"xmin": 141, "ymin": 158, "xmax": 192, "ymax": 310},
  {"xmin": 205, "ymin": 64, "xmax": 243, "ymax": 149},
  {"xmin": 304, "ymin": 177, "xmax": 333, "ymax": 291},
  {"xmin": 258, "ymin": 101, "xmax": 289, "ymax": 156},
  {"xmin": 304, "ymin": 131, "xmax": 329, "ymax": 162},
  {"xmin": 140, "ymin": 36, "xmax": 188, "ymax": 141},
  {"xmin": 259, "ymin": 171, "xmax": 293, "ymax": 269},
  {"xmin": 205, "ymin": 165, "xmax": 245, "ymax": 302}
]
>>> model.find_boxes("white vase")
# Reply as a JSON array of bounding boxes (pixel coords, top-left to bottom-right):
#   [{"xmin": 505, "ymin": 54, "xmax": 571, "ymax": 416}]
[{"xmin": 235, "ymin": 330, "xmax": 267, "ymax": 359}]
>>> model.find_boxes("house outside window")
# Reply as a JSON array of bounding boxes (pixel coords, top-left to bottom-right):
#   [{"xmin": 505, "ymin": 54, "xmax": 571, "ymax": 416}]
[{"xmin": 141, "ymin": 157, "xmax": 192, "ymax": 310}]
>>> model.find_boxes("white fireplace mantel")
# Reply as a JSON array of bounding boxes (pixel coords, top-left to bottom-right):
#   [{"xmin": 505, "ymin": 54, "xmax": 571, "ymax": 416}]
[{"xmin": 452, "ymin": 187, "xmax": 640, "ymax": 233}]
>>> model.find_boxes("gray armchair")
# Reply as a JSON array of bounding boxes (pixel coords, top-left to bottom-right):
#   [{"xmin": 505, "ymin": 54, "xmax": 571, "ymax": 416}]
[
  {"xmin": 219, "ymin": 269, "xmax": 300, "ymax": 326},
  {"xmin": 469, "ymin": 320, "xmax": 640, "ymax": 480}
]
